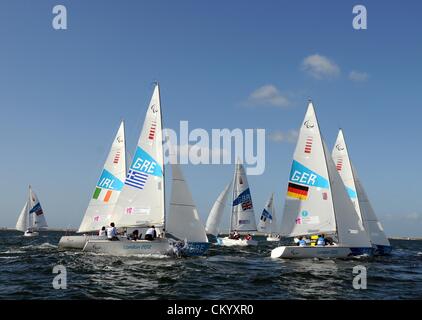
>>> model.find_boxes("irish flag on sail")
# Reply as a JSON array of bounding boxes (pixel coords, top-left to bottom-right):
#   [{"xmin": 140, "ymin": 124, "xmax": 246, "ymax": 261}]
[
  {"xmin": 78, "ymin": 121, "xmax": 127, "ymax": 233},
  {"xmin": 92, "ymin": 169, "xmax": 125, "ymax": 202}
]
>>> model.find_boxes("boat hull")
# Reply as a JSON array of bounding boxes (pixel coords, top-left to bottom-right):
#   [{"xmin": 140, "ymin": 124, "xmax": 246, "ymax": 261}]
[
  {"xmin": 24, "ymin": 231, "xmax": 39, "ymax": 237},
  {"xmin": 184, "ymin": 242, "xmax": 210, "ymax": 256},
  {"xmin": 58, "ymin": 235, "xmax": 106, "ymax": 250},
  {"xmin": 82, "ymin": 238, "xmax": 172, "ymax": 256},
  {"xmin": 216, "ymin": 237, "xmax": 258, "ymax": 247},
  {"xmin": 374, "ymin": 245, "xmax": 392, "ymax": 256},
  {"xmin": 271, "ymin": 245, "xmax": 373, "ymax": 259}
]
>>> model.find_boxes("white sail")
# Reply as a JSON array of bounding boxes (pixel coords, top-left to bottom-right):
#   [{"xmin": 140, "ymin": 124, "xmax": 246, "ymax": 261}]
[
  {"xmin": 78, "ymin": 121, "xmax": 127, "ymax": 233},
  {"xmin": 324, "ymin": 141, "xmax": 372, "ymax": 248},
  {"xmin": 114, "ymin": 84, "xmax": 165, "ymax": 228},
  {"xmin": 280, "ymin": 102, "xmax": 337, "ymax": 237},
  {"xmin": 332, "ymin": 130, "xmax": 363, "ymax": 223},
  {"xmin": 16, "ymin": 202, "xmax": 28, "ymax": 232},
  {"xmin": 332, "ymin": 129, "xmax": 389, "ymax": 247},
  {"xmin": 167, "ymin": 163, "xmax": 208, "ymax": 243},
  {"xmin": 230, "ymin": 160, "xmax": 257, "ymax": 232},
  {"xmin": 354, "ymin": 168, "xmax": 390, "ymax": 247},
  {"xmin": 205, "ymin": 183, "xmax": 231, "ymax": 236},
  {"xmin": 257, "ymin": 193, "xmax": 276, "ymax": 233},
  {"xmin": 28, "ymin": 187, "xmax": 48, "ymax": 230}
]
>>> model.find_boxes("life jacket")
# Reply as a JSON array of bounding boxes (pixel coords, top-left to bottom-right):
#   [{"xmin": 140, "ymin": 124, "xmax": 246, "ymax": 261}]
[{"xmin": 317, "ymin": 237, "xmax": 325, "ymax": 246}]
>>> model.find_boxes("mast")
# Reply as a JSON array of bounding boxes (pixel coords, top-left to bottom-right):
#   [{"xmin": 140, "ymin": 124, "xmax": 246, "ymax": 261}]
[
  {"xmin": 311, "ymin": 100, "xmax": 340, "ymax": 242},
  {"xmin": 156, "ymin": 81, "xmax": 166, "ymax": 234},
  {"xmin": 28, "ymin": 185, "xmax": 32, "ymax": 230},
  {"xmin": 229, "ymin": 160, "xmax": 238, "ymax": 233}
]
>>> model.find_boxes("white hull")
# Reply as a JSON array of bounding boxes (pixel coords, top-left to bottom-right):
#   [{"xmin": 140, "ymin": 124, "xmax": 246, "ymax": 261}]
[
  {"xmin": 266, "ymin": 236, "xmax": 280, "ymax": 242},
  {"xmin": 58, "ymin": 235, "xmax": 106, "ymax": 250},
  {"xmin": 271, "ymin": 245, "xmax": 353, "ymax": 259},
  {"xmin": 83, "ymin": 238, "xmax": 172, "ymax": 256},
  {"xmin": 24, "ymin": 231, "xmax": 39, "ymax": 237},
  {"xmin": 216, "ymin": 237, "xmax": 258, "ymax": 247}
]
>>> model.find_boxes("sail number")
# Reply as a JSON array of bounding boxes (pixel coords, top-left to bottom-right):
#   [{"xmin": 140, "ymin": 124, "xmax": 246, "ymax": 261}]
[
  {"xmin": 291, "ymin": 170, "xmax": 317, "ymax": 185},
  {"xmin": 132, "ymin": 158, "xmax": 157, "ymax": 174}
]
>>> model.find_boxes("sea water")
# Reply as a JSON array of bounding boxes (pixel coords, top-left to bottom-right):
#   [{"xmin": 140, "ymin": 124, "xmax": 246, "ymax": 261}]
[{"xmin": 0, "ymin": 230, "xmax": 421, "ymax": 299}]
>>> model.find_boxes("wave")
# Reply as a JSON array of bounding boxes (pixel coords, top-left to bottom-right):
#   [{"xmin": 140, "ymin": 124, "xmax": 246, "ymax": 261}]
[{"xmin": 21, "ymin": 242, "xmax": 58, "ymax": 250}]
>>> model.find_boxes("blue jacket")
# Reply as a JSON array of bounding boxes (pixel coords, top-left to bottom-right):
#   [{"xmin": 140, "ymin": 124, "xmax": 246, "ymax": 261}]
[{"xmin": 317, "ymin": 237, "xmax": 325, "ymax": 246}]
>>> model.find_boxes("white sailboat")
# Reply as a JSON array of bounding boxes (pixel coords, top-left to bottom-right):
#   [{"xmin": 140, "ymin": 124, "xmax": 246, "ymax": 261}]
[
  {"xmin": 271, "ymin": 101, "xmax": 374, "ymax": 259},
  {"xmin": 257, "ymin": 193, "xmax": 280, "ymax": 241},
  {"xmin": 16, "ymin": 186, "xmax": 48, "ymax": 237},
  {"xmin": 58, "ymin": 121, "xmax": 127, "ymax": 249},
  {"xmin": 83, "ymin": 83, "xmax": 172, "ymax": 256},
  {"xmin": 167, "ymin": 163, "xmax": 210, "ymax": 256},
  {"xmin": 332, "ymin": 129, "xmax": 392, "ymax": 255},
  {"xmin": 205, "ymin": 183, "xmax": 232, "ymax": 237},
  {"xmin": 216, "ymin": 160, "xmax": 258, "ymax": 246}
]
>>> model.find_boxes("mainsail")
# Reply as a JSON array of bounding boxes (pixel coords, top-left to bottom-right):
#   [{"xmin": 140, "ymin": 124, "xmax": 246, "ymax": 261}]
[
  {"xmin": 280, "ymin": 102, "xmax": 336, "ymax": 237},
  {"xmin": 78, "ymin": 121, "xmax": 127, "ymax": 233},
  {"xmin": 205, "ymin": 183, "xmax": 231, "ymax": 236},
  {"xmin": 230, "ymin": 160, "xmax": 257, "ymax": 232},
  {"xmin": 114, "ymin": 84, "xmax": 165, "ymax": 228},
  {"xmin": 167, "ymin": 163, "xmax": 208, "ymax": 243},
  {"xmin": 257, "ymin": 193, "xmax": 276, "ymax": 233},
  {"xmin": 332, "ymin": 129, "xmax": 390, "ymax": 247},
  {"xmin": 29, "ymin": 187, "xmax": 48, "ymax": 229}
]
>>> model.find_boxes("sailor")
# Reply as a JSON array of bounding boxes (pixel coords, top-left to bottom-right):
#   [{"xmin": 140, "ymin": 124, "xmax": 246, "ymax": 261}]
[
  {"xmin": 98, "ymin": 226, "xmax": 106, "ymax": 237},
  {"xmin": 233, "ymin": 230, "xmax": 240, "ymax": 240},
  {"xmin": 128, "ymin": 229, "xmax": 139, "ymax": 241},
  {"xmin": 106, "ymin": 222, "xmax": 119, "ymax": 241},
  {"xmin": 145, "ymin": 225, "xmax": 157, "ymax": 241},
  {"xmin": 298, "ymin": 236, "xmax": 307, "ymax": 247},
  {"xmin": 244, "ymin": 234, "xmax": 252, "ymax": 241},
  {"xmin": 316, "ymin": 234, "xmax": 326, "ymax": 246}
]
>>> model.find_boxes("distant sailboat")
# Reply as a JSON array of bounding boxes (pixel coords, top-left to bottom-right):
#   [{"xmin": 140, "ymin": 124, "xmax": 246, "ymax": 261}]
[
  {"xmin": 167, "ymin": 163, "xmax": 210, "ymax": 256},
  {"xmin": 205, "ymin": 183, "xmax": 232, "ymax": 238},
  {"xmin": 271, "ymin": 101, "xmax": 373, "ymax": 259},
  {"xmin": 58, "ymin": 121, "xmax": 127, "ymax": 249},
  {"xmin": 257, "ymin": 193, "xmax": 280, "ymax": 241},
  {"xmin": 216, "ymin": 160, "xmax": 258, "ymax": 246},
  {"xmin": 332, "ymin": 129, "xmax": 392, "ymax": 255},
  {"xmin": 16, "ymin": 186, "xmax": 48, "ymax": 237}
]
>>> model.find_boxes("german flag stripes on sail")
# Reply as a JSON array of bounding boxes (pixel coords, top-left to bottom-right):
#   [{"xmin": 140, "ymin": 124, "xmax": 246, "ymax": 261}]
[{"xmin": 287, "ymin": 182, "xmax": 309, "ymax": 200}]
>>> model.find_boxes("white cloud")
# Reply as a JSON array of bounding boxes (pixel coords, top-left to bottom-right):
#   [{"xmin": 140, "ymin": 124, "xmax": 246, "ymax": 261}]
[
  {"xmin": 405, "ymin": 212, "xmax": 422, "ymax": 221},
  {"xmin": 349, "ymin": 70, "xmax": 369, "ymax": 82},
  {"xmin": 245, "ymin": 84, "xmax": 290, "ymax": 108},
  {"xmin": 268, "ymin": 130, "xmax": 298, "ymax": 143},
  {"xmin": 301, "ymin": 54, "xmax": 340, "ymax": 79}
]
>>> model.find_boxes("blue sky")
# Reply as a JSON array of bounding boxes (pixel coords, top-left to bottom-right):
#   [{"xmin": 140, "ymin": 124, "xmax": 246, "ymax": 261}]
[{"xmin": 0, "ymin": 0, "xmax": 421, "ymax": 236}]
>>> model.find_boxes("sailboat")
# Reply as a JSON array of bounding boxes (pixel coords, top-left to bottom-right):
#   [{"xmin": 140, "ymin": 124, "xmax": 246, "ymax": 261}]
[
  {"xmin": 166, "ymin": 163, "xmax": 210, "ymax": 256},
  {"xmin": 257, "ymin": 193, "xmax": 280, "ymax": 241},
  {"xmin": 216, "ymin": 160, "xmax": 258, "ymax": 246},
  {"xmin": 332, "ymin": 129, "xmax": 392, "ymax": 255},
  {"xmin": 271, "ymin": 101, "xmax": 374, "ymax": 259},
  {"xmin": 58, "ymin": 121, "xmax": 127, "ymax": 249},
  {"xmin": 82, "ymin": 83, "xmax": 172, "ymax": 256},
  {"xmin": 16, "ymin": 186, "xmax": 48, "ymax": 237},
  {"xmin": 205, "ymin": 182, "xmax": 232, "ymax": 239}
]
